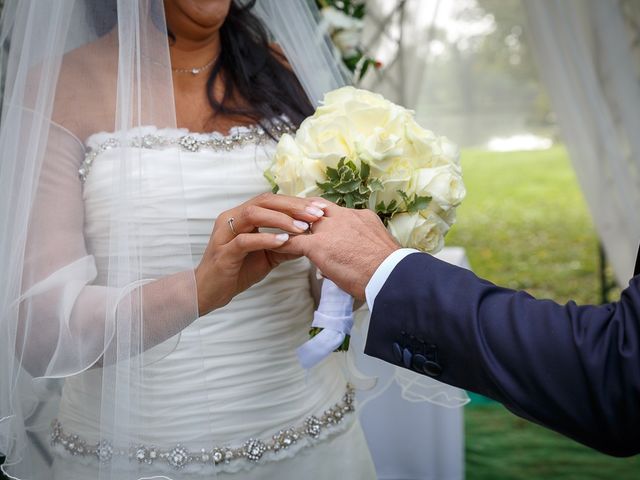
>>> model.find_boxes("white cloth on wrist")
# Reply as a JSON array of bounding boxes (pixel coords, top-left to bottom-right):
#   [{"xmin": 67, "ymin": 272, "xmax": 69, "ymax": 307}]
[{"xmin": 364, "ymin": 248, "xmax": 420, "ymax": 311}]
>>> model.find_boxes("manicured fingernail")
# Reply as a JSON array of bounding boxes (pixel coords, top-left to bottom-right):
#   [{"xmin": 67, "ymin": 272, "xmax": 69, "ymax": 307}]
[
  {"xmin": 312, "ymin": 201, "xmax": 328, "ymax": 209},
  {"xmin": 293, "ymin": 220, "xmax": 309, "ymax": 231},
  {"xmin": 275, "ymin": 233, "xmax": 289, "ymax": 242},
  {"xmin": 305, "ymin": 206, "xmax": 325, "ymax": 217}
]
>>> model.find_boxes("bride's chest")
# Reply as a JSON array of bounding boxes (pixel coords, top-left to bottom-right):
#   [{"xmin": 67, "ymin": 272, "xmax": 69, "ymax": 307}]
[{"xmin": 81, "ymin": 129, "xmax": 278, "ymax": 225}]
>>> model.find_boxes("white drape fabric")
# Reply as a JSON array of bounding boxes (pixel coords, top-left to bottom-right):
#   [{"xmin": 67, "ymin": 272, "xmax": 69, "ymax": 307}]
[
  {"xmin": 359, "ymin": 0, "xmax": 440, "ymax": 109},
  {"xmin": 524, "ymin": 0, "xmax": 640, "ymax": 285}
]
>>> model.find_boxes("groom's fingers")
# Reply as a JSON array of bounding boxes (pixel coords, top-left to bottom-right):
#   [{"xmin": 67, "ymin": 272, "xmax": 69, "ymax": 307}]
[{"xmin": 274, "ymin": 233, "xmax": 314, "ymax": 257}]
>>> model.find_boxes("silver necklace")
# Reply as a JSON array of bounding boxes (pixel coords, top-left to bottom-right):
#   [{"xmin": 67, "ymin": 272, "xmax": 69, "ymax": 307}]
[{"xmin": 171, "ymin": 55, "xmax": 219, "ymax": 76}]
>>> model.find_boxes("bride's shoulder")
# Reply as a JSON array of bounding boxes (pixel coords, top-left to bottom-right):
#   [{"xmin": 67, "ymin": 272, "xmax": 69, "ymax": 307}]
[{"xmin": 51, "ymin": 34, "xmax": 118, "ymax": 141}]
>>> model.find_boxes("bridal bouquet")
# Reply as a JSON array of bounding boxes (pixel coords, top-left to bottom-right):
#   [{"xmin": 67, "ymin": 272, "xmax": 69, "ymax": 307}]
[{"xmin": 266, "ymin": 86, "xmax": 465, "ymax": 368}]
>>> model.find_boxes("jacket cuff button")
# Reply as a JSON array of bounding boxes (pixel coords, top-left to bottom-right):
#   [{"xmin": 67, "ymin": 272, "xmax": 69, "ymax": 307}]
[
  {"xmin": 392, "ymin": 342, "xmax": 402, "ymax": 363},
  {"xmin": 402, "ymin": 348, "xmax": 413, "ymax": 369},
  {"xmin": 423, "ymin": 360, "xmax": 443, "ymax": 377}
]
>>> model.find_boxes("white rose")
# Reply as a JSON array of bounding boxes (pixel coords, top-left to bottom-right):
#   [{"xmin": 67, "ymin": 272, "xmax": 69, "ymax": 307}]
[
  {"xmin": 321, "ymin": 86, "xmax": 386, "ymax": 110},
  {"xmin": 421, "ymin": 201, "xmax": 458, "ymax": 227},
  {"xmin": 403, "ymin": 119, "xmax": 439, "ymax": 166},
  {"xmin": 295, "ymin": 112, "xmax": 357, "ymax": 168},
  {"xmin": 320, "ymin": 6, "xmax": 364, "ymax": 33},
  {"xmin": 432, "ymin": 136, "xmax": 461, "ymax": 167},
  {"xmin": 440, "ymin": 208, "xmax": 457, "ymax": 226},
  {"xmin": 296, "ymin": 87, "xmax": 410, "ymax": 170},
  {"xmin": 271, "ymin": 134, "xmax": 325, "ymax": 197},
  {"xmin": 387, "ymin": 211, "xmax": 450, "ymax": 253},
  {"xmin": 408, "ymin": 164, "xmax": 466, "ymax": 210},
  {"xmin": 333, "ymin": 29, "xmax": 361, "ymax": 58},
  {"xmin": 369, "ymin": 157, "xmax": 412, "ymax": 207},
  {"xmin": 356, "ymin": 127, "xmax": 403, "ymax": 166},
  {"xmin": 343, "ymin": 100, "xmax": 407, "ymax": 140}
]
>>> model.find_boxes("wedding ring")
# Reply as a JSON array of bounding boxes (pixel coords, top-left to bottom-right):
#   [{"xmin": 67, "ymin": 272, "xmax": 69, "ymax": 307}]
[{"xmin": 228, "ymin": 217, "xmax": 238, "ymax": 235}]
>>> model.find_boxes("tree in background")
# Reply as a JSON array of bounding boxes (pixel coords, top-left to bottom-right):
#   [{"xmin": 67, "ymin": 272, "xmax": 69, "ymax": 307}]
[{"xmin": 454, "ymin": 0, "xmax": 554, "ymax": 130}]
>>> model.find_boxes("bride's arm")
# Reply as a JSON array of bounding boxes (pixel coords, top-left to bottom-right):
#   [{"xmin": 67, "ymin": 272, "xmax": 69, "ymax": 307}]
[{"xmin": 17, "ymin": 124, "xmax": 200, "ymax": 377}]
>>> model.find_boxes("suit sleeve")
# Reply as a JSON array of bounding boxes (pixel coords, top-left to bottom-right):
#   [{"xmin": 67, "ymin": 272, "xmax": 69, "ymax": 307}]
[{"xmin": 364, "ymin": 252, "xmax": 640, "ymax": 457}]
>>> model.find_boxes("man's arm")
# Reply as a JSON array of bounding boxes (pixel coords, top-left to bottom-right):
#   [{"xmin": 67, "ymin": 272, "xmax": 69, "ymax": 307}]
[
  {"xmin": 365, "ymin": 252, "xmax": 640, "ymax": 457},
  {"xmin": 278, "ymin": 201, "xmax": 640, "ymax": 455}
]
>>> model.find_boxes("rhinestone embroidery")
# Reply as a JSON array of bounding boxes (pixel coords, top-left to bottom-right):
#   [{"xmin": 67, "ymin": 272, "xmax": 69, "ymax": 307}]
[
  {"xmin": 78, "ymin": 120, "xmax": 293, "ymax": 183},
  {"xmin": 51, "ymin": 384, "xmax": 355, "ymax": 469}
]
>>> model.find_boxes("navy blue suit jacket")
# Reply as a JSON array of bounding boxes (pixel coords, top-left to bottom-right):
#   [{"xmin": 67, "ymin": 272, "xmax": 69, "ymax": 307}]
[{"xmin": 364, "ymin": 249, "xmax": 640, "ymax": 457}]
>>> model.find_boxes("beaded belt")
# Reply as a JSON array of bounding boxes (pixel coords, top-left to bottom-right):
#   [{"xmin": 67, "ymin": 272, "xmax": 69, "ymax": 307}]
[{"xmin": 51, "ymin": 384, "xmax": 355, "ymax": 470}]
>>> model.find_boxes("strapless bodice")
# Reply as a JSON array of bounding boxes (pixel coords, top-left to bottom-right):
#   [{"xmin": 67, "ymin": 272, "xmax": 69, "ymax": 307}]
[{"xmin": 56, "ymin": 126, "xmax": 351, "ymax": 473}]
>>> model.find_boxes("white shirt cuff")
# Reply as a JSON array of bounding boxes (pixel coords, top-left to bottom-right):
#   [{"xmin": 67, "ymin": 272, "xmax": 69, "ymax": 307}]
[{"xmin": 365, "ymin": 248, "xmax": 420, "ymax": 311}]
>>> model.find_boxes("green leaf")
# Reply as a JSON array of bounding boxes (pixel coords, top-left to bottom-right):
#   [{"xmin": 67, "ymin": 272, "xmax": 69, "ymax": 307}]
[
  {"xmin": 326, "ymin": 166, "xmax": 340, "ymax": 182},
  {"xmin": 309, "ymin": 327, "xmax": 350, "ymax": 352},
  {"xmin": 264, "ymin": 170, "xmax": 277, "ymax": 188},
  {"xmin": 321, "ymin": 192, "xmax": 343, "ymax": 203},
  {"xmin": 272, "ymin": 184, "xmax": 279, "ymax": 194},
  {"xmin": 340, "ymin": 168, "xmax": 356, "ymax": 183},
  {"xmin": 343, "ymin": 55, "xmax": 360, "ymax": 72},
  {"xmin": 344, "ymin": 193, "xmax": 355, "ymax": 208},
  {"xmin": 360, "ymin": 161, "xmax": 370, "ymax": 180},
  {"xmin": 345, "ymin": 160, "xmax": 359, "ymax": 173},
  {"xmin": 369, "ymin": 178, "xmax": 383, "ymax": 191},
  {"xmin": 335, "ymin": 179, "xmax": 362, "ymax": 193},
  {"xmin": 410, "ymin": 195, "xmax": 431, "ymax": 212},
  {"xmin": 359, "ymin": 58, "xmax": 377, "ymax": 80}
]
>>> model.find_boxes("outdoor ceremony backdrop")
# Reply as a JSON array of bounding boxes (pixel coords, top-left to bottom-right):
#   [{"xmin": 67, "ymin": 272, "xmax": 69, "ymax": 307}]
[{"xmin": 357, "ymin": 0, "xmax": 640, "ymax": 478}]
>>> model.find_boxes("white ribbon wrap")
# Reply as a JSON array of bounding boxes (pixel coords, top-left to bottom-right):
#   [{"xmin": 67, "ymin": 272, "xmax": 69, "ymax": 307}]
[{"xmin": 297, "ymin": 279, "xmax": 354, "ymax": 369}]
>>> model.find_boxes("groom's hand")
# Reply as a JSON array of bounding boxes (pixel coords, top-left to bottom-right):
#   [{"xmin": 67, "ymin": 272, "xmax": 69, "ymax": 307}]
[{"xmin": 277, "ymin": 201, "xmax": 400, "ymax": 299}]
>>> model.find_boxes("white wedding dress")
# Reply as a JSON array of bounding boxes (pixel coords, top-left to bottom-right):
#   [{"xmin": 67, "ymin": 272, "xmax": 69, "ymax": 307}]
[{"xmin": 50, "ymin": 124, "xmax": 376, "ymax": 479}]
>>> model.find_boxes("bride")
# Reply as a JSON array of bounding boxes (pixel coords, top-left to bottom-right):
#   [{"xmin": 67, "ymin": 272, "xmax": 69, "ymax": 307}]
[{"xmin": 0, "ymin": 0, "xmax": 376, "ymax": 478}]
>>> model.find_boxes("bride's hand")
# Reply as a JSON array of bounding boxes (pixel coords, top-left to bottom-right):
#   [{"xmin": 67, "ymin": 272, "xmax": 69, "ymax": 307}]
[{"xmin": 195, "ymin": 193, "xmax": 326, "ymax": 315}]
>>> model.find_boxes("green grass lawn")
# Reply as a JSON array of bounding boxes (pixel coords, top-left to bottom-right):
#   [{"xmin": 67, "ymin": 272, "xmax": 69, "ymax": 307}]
[{"xmin": 448, "ymin": 146, "xmax": 638, "ymax": 479}]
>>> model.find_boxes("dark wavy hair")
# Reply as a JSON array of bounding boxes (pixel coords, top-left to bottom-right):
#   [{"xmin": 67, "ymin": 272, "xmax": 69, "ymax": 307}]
[
  {"xmin": 87, "ymin": 0, "xmax": 314, "ymax": 131},
  {"xmin": 206, "ymin": 0, "xmax": 314, "ymax": 129}
]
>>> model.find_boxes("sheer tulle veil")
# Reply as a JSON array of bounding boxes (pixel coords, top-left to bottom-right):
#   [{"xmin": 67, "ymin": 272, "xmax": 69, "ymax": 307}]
[
  {"xmin": 0, "ymin": 1, "xmax": 346, "ymax": 478},
  {"xmin": 0, "ymin": 1, "xmax": 462, "ymax": 479}
]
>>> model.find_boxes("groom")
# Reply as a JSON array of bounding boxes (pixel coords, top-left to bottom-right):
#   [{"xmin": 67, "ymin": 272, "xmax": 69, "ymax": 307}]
[{"xmin": 281, "ymin": 203, "xmax": 640, "ymax": 457}]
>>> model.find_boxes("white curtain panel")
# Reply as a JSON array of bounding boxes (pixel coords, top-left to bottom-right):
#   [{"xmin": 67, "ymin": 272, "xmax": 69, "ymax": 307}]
[
  {"xmin": 524, "ymin": 0, "xmax": 640, "ymax": 285},
  {"xmin": 360, "ymin": 0, "xmax": 439, "ymax": 109}
]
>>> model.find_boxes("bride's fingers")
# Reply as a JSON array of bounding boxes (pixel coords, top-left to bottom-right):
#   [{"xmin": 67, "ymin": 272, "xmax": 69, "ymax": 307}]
[
  {"xmin": 215, "ymin": 207, "xmax": 309, "ymax": 246},
  {"xmin": 235, "ymin": 205, "xmax": 311, "ymax": 235},
  {"xmin": 211, "ymin": 194, "xmax": 329, "ymax": 246},
  {"xmin": 225, "ymin": 232, "xmax": 291, "ymax": 258},
  {"xmin": 253, "ymin": 193, "xmax": 327, "ymax": 223}
]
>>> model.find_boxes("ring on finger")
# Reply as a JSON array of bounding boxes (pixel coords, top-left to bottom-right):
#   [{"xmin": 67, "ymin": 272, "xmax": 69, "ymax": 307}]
[{"xmin": 228, "ymin": 217, "xmax": 238, "ymax": 236}]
